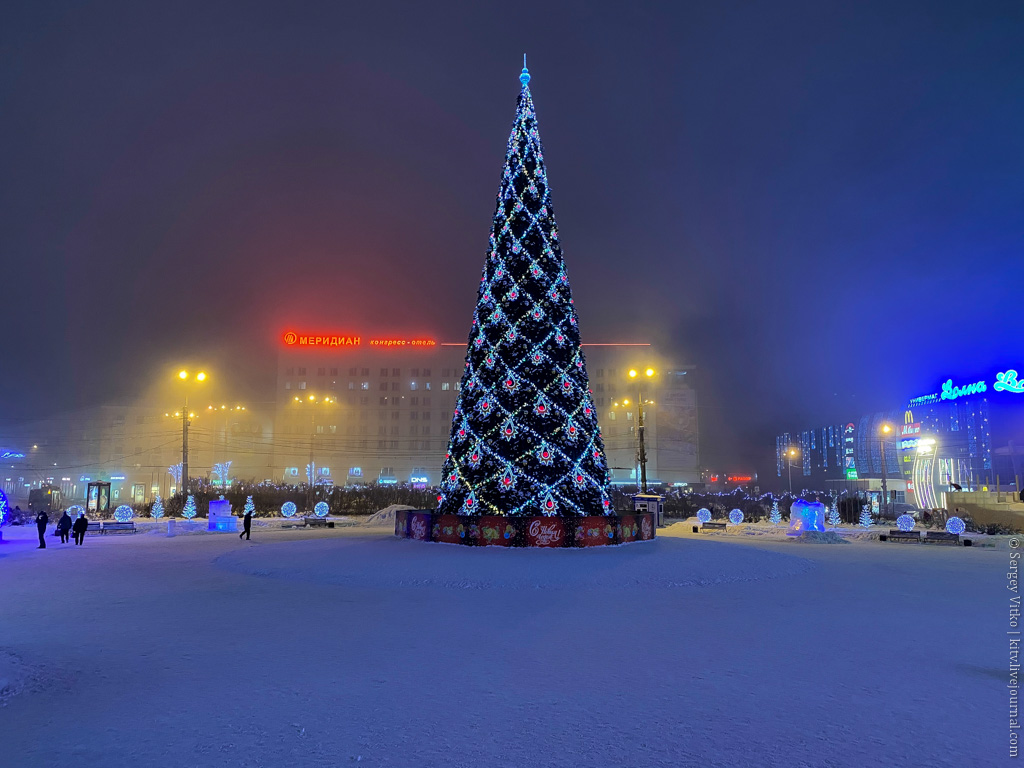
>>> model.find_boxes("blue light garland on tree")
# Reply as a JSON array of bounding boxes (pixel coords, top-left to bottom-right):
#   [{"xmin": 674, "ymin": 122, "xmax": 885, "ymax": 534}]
[
  {"xmin": 0, "ymin": 488, "xmax": 9, "ymax": 526},
  {"xmin": 859, "ymin": 503, "xmax": 872, "ymax": 529},
  {"xmin": 769, "ymin": 499, "xmax": 781, "ymax": 526},
  {"xmin": 151, "ymin": 497, "xmax": 164, "ymax": 519},
  {"xmin": 182, "ymin": 495, "xmax": 197, "ymax": 520},
  {"xmin": 828, "ymin": 500, "xmax": 841, "ymax": 528},
  {"xmin": 437, "ymin": 63, "xmax": 611, "ymax": 519},
  {"xmin": 244, "ymin": 496, "xmax": 255, "ymax": 517}
]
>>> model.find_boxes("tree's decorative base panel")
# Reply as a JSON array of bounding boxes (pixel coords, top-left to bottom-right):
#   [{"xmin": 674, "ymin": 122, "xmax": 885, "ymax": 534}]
[{"xmin": 394, "ymin": 509, "xmax": 656, "ymax": 547}]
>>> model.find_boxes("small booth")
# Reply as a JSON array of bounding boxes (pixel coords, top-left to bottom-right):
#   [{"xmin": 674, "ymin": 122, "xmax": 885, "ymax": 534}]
[
  {"xmin": 87, "ymin": 481, "xmax": 111, "ymax": 517},
  {"xmin": 632, "ymin": 493, "xmax": 666, "ymax": 528},
  {"xmin": 208, "ymin": 498, "xmax": 238, "ymax": 532}
]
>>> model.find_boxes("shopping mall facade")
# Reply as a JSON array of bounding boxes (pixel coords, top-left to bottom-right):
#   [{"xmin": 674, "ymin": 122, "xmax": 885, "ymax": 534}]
[{"xmin": 776, "ymin": 366, "xmax": 1024, "ymax": 509}]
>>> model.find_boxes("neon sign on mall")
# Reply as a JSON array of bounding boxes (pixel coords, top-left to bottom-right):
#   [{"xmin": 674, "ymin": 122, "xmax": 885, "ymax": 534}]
[
  {"xmin": 282, "ymin": 331, "xmax": 436, "ymax": 349},
  {"xmin": 912, "ymin": 368, "xmax": 1024, "ymax": 404}
]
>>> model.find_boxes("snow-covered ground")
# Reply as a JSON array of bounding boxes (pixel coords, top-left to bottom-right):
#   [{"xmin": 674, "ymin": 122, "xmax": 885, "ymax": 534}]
[{"xmin": 0, "ymin": 519, "xmax": 1008, "ymax": 767}]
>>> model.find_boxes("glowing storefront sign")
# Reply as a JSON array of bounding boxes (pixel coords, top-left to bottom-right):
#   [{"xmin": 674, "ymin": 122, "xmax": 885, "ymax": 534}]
[
  {"xmin": 940, "ymin": 378, "xmax": 986, "ymax": 401},
  {"xmin": 282, "ymin": 331, "xmax": 437, "ymax": 349},
  {"xmin": 901, "ymin": 423, "xmax": 920, "ymax": 437},
  {"xmin": 0, "ymin": 451, "xmax": 25, "ymax": 459},
  {"xmin": 995, "ymin": 370, "xmax": 1024, "ymax": 393}
]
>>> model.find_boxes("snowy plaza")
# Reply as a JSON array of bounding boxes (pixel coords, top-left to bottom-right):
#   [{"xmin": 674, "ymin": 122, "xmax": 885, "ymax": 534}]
[{"xmin": 0, "ymin": 521, "xmax": 1006, "ymax": 767}]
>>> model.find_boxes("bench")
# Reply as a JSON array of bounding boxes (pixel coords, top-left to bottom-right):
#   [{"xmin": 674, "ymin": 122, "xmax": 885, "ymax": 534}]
[
  {"xmin": 304, "ymin": 517, "xmax": 335, "ymax": 529},
  {"xmin": 698, "ymin": 522, "xmax": 728, "ymax": 532},
  {"xmin": 100, "ymin": 521, "xmax": 137, "ymax": 534},
  {"xmin": 924, "ymin": 531, "xmax": 959, "ymax": 546},
  {"xmin": 880, "ymin": 530, "xmax": 921, "ymax": 543},
  {"xmin": 86, "ymin": 521, "xmax": 103, "ymax": 534}
]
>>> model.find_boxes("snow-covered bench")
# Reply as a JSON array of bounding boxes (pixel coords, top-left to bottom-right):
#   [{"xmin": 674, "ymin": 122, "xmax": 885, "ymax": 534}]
[
  {"xmin": 100, "ymin": 521, "xmax": 137, "ymax": 534},
  {"xmin": 698, "ymin": 522, "xmax": 727, "ymax": 532},
  {"xmin": 86, "ymin": 521, "xmax": 102, "ymax": 534},
  {"xmin": 923, "ymin": 531, "xmax": 959, "ymax": 545},
  {"xmin": 304, "ymin": 517, "xmax": 334, "ymax": 529},
  {"xmin": 881, "ymin": 530, "xmax": 920, "ymax": 543}
]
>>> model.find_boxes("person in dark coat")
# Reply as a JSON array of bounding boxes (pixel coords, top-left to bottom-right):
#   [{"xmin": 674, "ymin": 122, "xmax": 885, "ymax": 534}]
[
  {"xmin": 57, "ymin": 511, "xmax": 73, "ymax": 543},
  {"xmin": 35, "ymin": 510, "xmax": 48, "ymax": 548},
  {"xmin": 72, "ymin": 512, "xmax": 88, "ymax": 545},
  {"xmin": 239, "ymin": 509, "xmax": 253, "ymax": 540}
]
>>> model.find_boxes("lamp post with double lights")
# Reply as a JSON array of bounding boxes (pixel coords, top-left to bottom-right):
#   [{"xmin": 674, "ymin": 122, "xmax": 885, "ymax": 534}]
[
  {"xmin": 174, "ymin": 370, "xmax": 207, "ymax": 496},
  {"xmin": 293, "ymin": 395, "xmax": 335, "ymax": 512},
  {"xmin": 627, "ymin": 368, "xmax": 656, "ymax": 492},
  {"xmin": 785, "ymin": 447, "xmax": 800, "ymax": 494},
  {"xmin": 207, "ymin": 404, "xmax": 246, "ymax": 497}
]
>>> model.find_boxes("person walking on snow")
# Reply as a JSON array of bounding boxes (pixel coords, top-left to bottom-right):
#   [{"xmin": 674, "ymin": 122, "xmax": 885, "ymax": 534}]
[
  {"xmin": 57, "ymin": 511, "xmax": 72, "ymax": 543},
  {"xmin": 239, "ymin": 508, "xmax": 252, "ymax": 540},
  {"xmin": 35, "ymin": 510, "xmax": 49, "ymax": 548},
  {"xmin": 72, "ymin": 512, "xmax": 88, "ymax": 545}
]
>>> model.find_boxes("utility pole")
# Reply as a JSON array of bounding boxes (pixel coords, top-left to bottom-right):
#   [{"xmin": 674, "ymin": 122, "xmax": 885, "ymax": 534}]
[
  {"xmin": 181, "ymin": 396, "xmax": 189, "ymax": 497},
  {"xmin": 637, "ymin": 393, "xmax": 647, "ymax": 493}
]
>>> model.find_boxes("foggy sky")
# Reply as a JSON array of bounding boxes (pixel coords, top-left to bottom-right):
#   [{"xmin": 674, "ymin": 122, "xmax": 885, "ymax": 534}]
[{"xmin": 2, "ymin": 0, "xmax": 1021, "ymax": 476}]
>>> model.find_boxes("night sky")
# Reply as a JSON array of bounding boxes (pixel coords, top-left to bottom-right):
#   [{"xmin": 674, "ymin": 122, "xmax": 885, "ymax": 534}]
[{"xmin": 2, "ymin": 1, "xmax": 1021, "ymax": 476}]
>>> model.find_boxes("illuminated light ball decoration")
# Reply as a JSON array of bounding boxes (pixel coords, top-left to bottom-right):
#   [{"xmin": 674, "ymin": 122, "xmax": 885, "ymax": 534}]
[
  {"xmin": 946, "ymin": 516, "xmax": 965, "ymax": 535},
  {"xmin": 67, "ymin": 504, "xmax": 85, "ymax": 519},
  {"xmin": 696, "ymin": 508, "xmax": 711, "ymax": 523},
  {"xmin": 150, "ymin": 497, "xmax": 164, "ymax": 519},
  {"xmin": 435, "ymin": 64, "xmax": 611, "ymax": 521},
  {"xmin": 113, "ymin": 505, "xmax": 134, "ymax": 523},
  {"xmin": 182, "ymin": 495, "xmax": 197, "ymax": 520},
  {"xmin": 281, "ymin": 501, "xmax": 297, "ymax": 518},
  {"xmin": 728, "ymin": 509, "xmax": 744, "ymax": 525},
  {"xmin": 314, "ymin": 501, "xmax": 329, "ymax": 518},
  {"xmin": 896, "ymin": 514, "xmax": 915, "ymax": 532}
]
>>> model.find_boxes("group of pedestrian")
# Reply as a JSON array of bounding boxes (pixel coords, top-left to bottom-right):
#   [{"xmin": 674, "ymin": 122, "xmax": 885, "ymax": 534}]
[{"xmin": 34, "ymin": 509, "xmax": 90, "ymax": 548}]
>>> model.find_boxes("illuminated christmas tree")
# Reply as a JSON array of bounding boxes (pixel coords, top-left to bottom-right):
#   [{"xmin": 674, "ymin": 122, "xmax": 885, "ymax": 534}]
[
  {"xmin": 182, "ymin": 495, "xmax": 197, "ymax": 520},
  {"xmin": 828, "ymin": 500, "xmax": 841, "ymax": 528},
  {"xmin": 769, "ymin": 499, "xmax": 781, "ymax": 526},
  {"xmin": 859, "ymin": 503, "xmax": 872, "ymax": 529},
  {"xmin": 151, "ymin": 496, "xmax": 164, "ymax": 519},
  {"xmin": 437, "ymin": 62, "xmax": 610, "ymax": 518}
]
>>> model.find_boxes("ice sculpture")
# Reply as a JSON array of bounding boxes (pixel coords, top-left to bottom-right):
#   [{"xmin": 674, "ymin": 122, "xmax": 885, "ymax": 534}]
[{"xmin": 788, "ymin": 499, "xmax": 825, "ymax": 534}]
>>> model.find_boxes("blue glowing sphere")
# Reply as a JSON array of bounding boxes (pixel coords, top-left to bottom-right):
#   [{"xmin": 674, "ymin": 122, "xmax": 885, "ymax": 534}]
[
  {"xmin": 67, "ymin": 504, "xmax": 85, "ymax": 519},
  {"xmin": 520, "ymin": 67, "xmax": 531, "ymax": 86},
  {"xmin": 946, "ymin": 516, "xmax": 965, "ymax": 535},
  {"xmin": 113, "ymin": 505, "xmax": 133, "ymax": 522},
  {"xmin": 896, "ymin": 514, "xmax": 915, "ymax": 532},
  {"xmin": 729, "ymin": 509, "xmax": 744, "ymax": 525},
  {"xmin": 696, "ymin": 508, "xmax": 711, "ymax": 523},
  {"xmin": 281, "ymin": 501, "xmax": 297, "ymax": 518},
  {"xmin": 314, "ymin": 501, "xmax": 329, "ymax": 518}
]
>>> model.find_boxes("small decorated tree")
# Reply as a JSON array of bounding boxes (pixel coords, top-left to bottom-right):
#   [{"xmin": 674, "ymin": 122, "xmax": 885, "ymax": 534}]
[
  {"xmin": 859, "ymin": 503, "xmax": 872, "ymax": 529},
  {"xmin": 769, "ymin": 499, "xmax": 781, "ymax": 526},
  {"xmin": 828, "ymin": 500, "xmax": 841, "ymax": 528},
  {"xmin": 182, "ymin": 495, "xmax": 197, "ymax": 520},
  {"xmin": 151, "ymin": 496, "xmax": 164, "ymax": 519},
  {"xmin": 244, "ymin": 495, "xmax": 255, "ymax": 517}
]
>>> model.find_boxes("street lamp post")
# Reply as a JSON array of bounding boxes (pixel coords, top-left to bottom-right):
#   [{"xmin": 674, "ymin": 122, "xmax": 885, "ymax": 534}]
[
  {"xmin": 628, "ymin": 368, "xmax": 655, "ymax": 493},
  {"xmin": 880, "ymin": 423, "xmax": 892, "ymax": 519},
  {"xmin": 786, "ymin": 447, "xmax": 799, "ymax": 494},
  {"xmin": 295, "ymin": 395, "xmax": 333, "ymax": 512},
  {"xmin": 176, "ymin": 370, "xmax": 207, "ymax": 496}
]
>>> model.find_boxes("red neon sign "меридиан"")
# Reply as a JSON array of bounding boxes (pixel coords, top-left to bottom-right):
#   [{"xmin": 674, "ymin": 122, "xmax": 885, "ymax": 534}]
[{"xmin": 282, "ymin": 332, "xmax": 436, "ymax": 348}]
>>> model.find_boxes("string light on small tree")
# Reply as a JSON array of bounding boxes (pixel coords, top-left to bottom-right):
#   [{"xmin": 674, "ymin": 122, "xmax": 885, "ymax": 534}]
[
  {"xmin": 859, "ymin": 503, "xmax": 872, "ymax": 529},
  {"xmin": 182, "ymin": 495, "xmax": 197, "ymax": 520},
  {"xmin": 828, "ymin": 501, "xmax": 841, "ymax": 528},
  {"xmin": 151, "ymin": 497, "xmax": 164, "ymax": 519},
  {"xmin": 769, "ymin": 500, "xmax": 781, "ymax": 526},
  {"xmin": 244, "ymin": 496, "xmax": 255, "ymax": 516}
]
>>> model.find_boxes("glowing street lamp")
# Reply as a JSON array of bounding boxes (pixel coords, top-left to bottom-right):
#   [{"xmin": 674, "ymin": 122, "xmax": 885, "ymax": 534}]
[
  {"xmin": 175, "ymin": 370, "xmax": 208, "ymax": 496},
  {"xmin": 626, "ymin": 368, "xmax": 656, "ymax": 492},
  {"xmin": 294, "ymin": 395, "xmax": 336, "ymax": 511},
  {"xmin": 880, "ymin": 423, "xmax": 893, "ymax": 518},
  {"xmin": 786, "ymin": 447, "xmax": 800, "ymax": 494}
]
